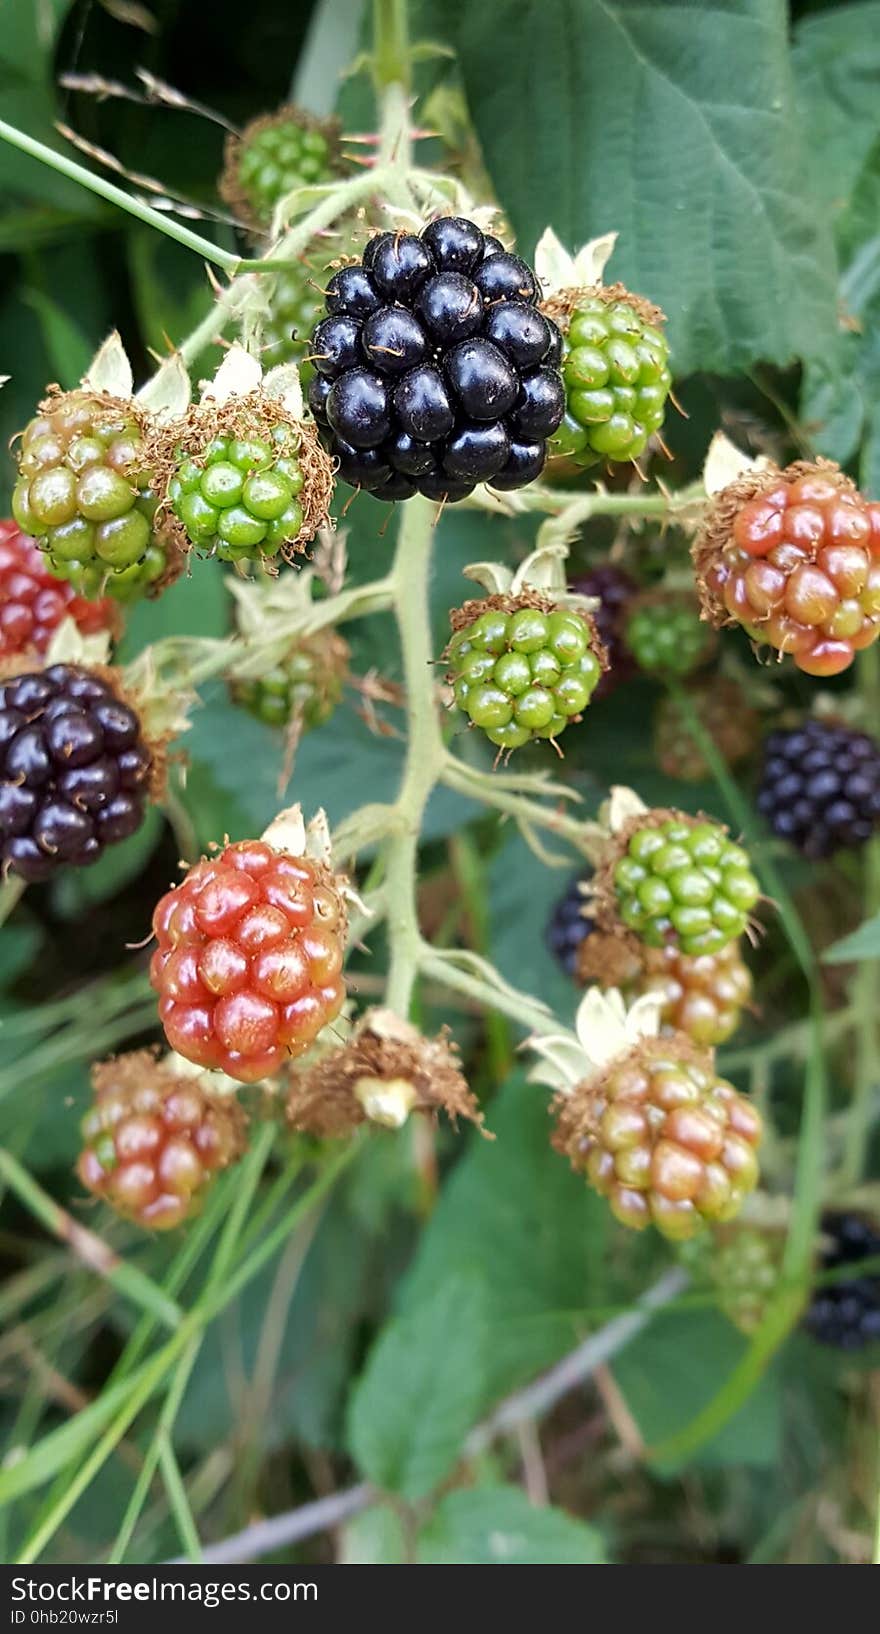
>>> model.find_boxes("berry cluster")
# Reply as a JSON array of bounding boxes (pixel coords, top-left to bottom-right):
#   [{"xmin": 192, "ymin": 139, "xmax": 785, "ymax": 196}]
[
  {"xmin": 150, "ymin": 838, "xmax": 346, "ymax": 1082},
  {"xmin": 610, "ymin": 816, "xmax": 760, "ymax": 956},
  {"xmin": 447, "ymin": 599, "xmax": 604, "ymax": 750},
  {"xmin": 168, "ymin": 427, "xmax": 306, "ymax": 563},
  {"xmin": 550, "ymin": 290, "xmax": 671, "ymax": 467},
  {"xmin": 553, "ymin": 1039, "xmax": 762, "ymax": 1239},
  {"xmin": 0, "ymin": 522, "xmax": 116, "ymax": 659},
  {"xmin": 805, "ymin": 1213, "xmax": 880, "ymax": 1350},
  {"xmin": 308, "ymin": 217, "xmax": 564, "ymax": 501},
  {"xmin": 0, "ymin": 664, "xmax": 153, "ymax": 882},
  {"xmin": 695, "ymin": 463, "xmax": 880, "ymax": 676},
  {"xmin": 11, "ymin": 392, "xmax": 165, "ymax": 602},
  {"xmin": 545, "ymin": 872, "xmax": 594, "ymax": 976},
  {"xmin": 568, "ymin": 563, "xmax": 637, "ymax": 698},
  {"xmin": 654, "ymin": 677, "xmax": 758, "ymax": 783},
  {"xmin": 624, "ymin": 590, "xmax": 712, "ymax": 678},
  {"xmin": 221, "ymin": 109, "xmax": 340, "ymax": 230},
  {"xmin": 232, "ymin": 629, "xmax": 349, "ymax": 732},
  {"xmin": 757, "ymin": 719, "xmax": 880, "ymax": 859},
  {"xmin": 77, "ymin": 1053, "xmax": 246, "ymax": 1231},
  {"xmin": 635, "ymin": 941, "xmax": 752, "ymax": 1048}
]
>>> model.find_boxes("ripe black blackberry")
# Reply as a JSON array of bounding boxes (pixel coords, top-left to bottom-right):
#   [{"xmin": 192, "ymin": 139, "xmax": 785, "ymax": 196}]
[
  {"xmin": 757, "ymin": 719, "xmax": 880, "ymax": 859},
  {"xmin": 308, "ymin": 218, "xmax": 564, "ymax": 502},
  {"xmin": 545, "ymin": 871, "xmax": 594, "ymax": 976},
  {"xmin": 568, "ymin": 564, "xmax": 637, "ymax": 698},
  {"xmin": 0, "ymin": 663, "xmax": 155, "ymax": 882},
  {"xmin": 804, "ymin": 1212, "xmax": 880, "ymax": 1350}
]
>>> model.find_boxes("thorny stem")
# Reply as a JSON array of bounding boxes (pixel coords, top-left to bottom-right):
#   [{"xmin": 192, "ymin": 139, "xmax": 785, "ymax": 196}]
[{"xmin": 842, "ymin": 640, "xmax": 880, "ymax": 1189}]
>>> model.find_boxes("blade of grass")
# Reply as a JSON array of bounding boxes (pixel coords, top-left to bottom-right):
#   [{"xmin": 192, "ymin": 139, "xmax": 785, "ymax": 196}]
[{"xmin": 109, "ymin": 1338, "xmax": 202, "ymax": 1565}]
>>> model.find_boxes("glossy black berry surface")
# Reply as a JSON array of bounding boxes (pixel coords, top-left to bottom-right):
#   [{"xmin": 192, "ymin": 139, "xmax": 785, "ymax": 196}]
[
  {"xmin": 0, "ymin": 664, "xmax": 152, "ymax": 882},
  {"xmin": 307, "ymin": 217, "xmax": 561, "ymax": 500},
  {"xmin": 757, "ymin": 720, "xmax": 880, "ymax": 859},
  {"xmin": 545, "ymin": 871, "xmax": 595, "ymax": 977},
  {"xmin": 804, "ymin": 1213, "xmax": 880, "ymax": 1350}
]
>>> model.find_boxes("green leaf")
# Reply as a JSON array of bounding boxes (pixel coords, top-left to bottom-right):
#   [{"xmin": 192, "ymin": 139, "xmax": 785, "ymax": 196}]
[
  {"xmin": 346, "ymin": 1273, "xmax": 489, "ymax": 1499},
  {"xmin": 418, "ymin": 0, "xmax": 837, "ymax": 375},
  {"xmin": 401, "ymin": 1077, "xmax": 608, "ymax": 1397},
  {"xmin": 417, "ymin": 1485, "xmax": 606, "ymax": 1565},
  {"xmin": 613, "ymin": 1307, "xmax": 781, "ymax": 1474},
  {"xmin": 822, "ymin": 912, "xmax": 880, "ymax": 966},
  {"xmin": 792, "ymin": 2, "xmax": 880, "ymax": 226},
  {"xmin": 21, "ymin": 288, "xmax": 92, "ymax": 390}
]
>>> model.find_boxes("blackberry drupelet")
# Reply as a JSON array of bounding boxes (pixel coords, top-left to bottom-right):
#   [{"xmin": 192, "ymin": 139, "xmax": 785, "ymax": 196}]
[
  {"xmin": 308, "ymin": 218, "xmax": 564, "ymax": 501},
  {"xmin": 805, "ymin": 1212, "xmax": 880, "ymax": 1350},
  {"xmin": 757, "ymin": 719, "xmax": 880, "ymax": 858},
  {"xmin": 0, "ymin": 522, "xmax": 117, "ymax": 658},
  {"xmin": 0, "ymin": 663, "xmax": 154, "ymax": 882}
]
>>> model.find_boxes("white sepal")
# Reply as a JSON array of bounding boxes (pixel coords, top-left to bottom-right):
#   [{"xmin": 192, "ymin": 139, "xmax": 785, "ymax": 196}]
[
  {"xmin": 600, "ymin": 784, "xmax": 648, "ymax": 835},
  {"xmin": 573, "ymin": 986, "xmax": 662, "ymax": 1072},
  {"xmin": 535, "ymin": 229, "xmax": 618, "ymax": 297},
  {"xmin": 461, "ymin": 559, "xmax": 515, "ymax": 597},
  {"xmin": 44, "ymin": 617, "xmax": 112, "ymax": 669},
  {"xmin": 510, "ymin": 541, "xmax": 569, "ymax": 596},
  {"xmin": 263, "ymin": 361, "xmax": 304, "ymax": 420},
  {"xmin": 573, "ymin": 232, "xmax": 618, "ymax": 286},
  {"xmin": 137, "ymin": 352, "xmax": 192, "ymax": 419},
  {"xmin": 261, "ymin": 801, "xmax": 306, "ymax": 857},
  {"xmin": 526, "ymin": 1032, "xmax": 591, "ymax": 1096},
  {"xmin": 200, "ymin": 342, "xmax": 262, "ymax": 405},
  {"xmin": 82, "ymin": 331, "xmax": 133, "ymax": 399},
  {"xmin": 354, "ymin": 1076, "xmax": 417, "ymax": 1129},
  {"xmin": 164, "ymin": 1052, "xmax": 247, "ymax": 1097},
  {"xmin": 702, "ymin": 430, "xmax": 771, "ymax": 497}
]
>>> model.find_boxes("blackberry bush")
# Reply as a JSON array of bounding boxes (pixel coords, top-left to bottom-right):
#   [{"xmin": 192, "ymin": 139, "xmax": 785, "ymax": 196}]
[
  {"xmin": 77, "ymin": 1052, "xmax": 247, "ymax": 1231},
  {"xmin": 694, "ymin": 460, "xmax": 880, "ymax": 676},
  {"xmin": 757, "ymin": 719, "xmax": 880, "ymax": 859},
  {"xmin": 220, "ymin": 107, "xmax": 344, "ymax": 233},
  {"xmin": 150, "ymin": 815, "xmax": 347, "ymax": 1083},
  {"xmin": 446, "ymin": 595, "xmax": 605, "ymax": 750},
  {"xmin": 11, "ymin": 390, "xmax": 172, "ymax": 603},
  {"xmin": 547, "ymin": 286, "xmax": 671, "ymax": 468},
  {"xmin": 601, "ymin": 812, "xmax": 760, "ymax": 956},
  {"xmin": 805, "ymin": 1213, "xmax": 880, "ymax": 1350},
  {"xmin": 0, "ymin": 662, "xmax": 157, "ymax": 882},
  {"xmin": 307, "ymin": 217, "xmax": 564, "ymax": 501},
  {"xmin": 0, "ymin": 521, "xmax": 118, "ymax": 658}
]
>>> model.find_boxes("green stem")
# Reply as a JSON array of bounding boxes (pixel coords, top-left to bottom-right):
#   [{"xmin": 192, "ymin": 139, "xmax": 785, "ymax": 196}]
[
  {"xmin": 383, "ymin": 496, "xmax": 445, "ymax": 1016},
  {"xmin": 842, "ymin": 643, "xmax": 880, "ymax": 1188},
  {"xmin": 108, "ymin": 1339, "xmax": 201, "ymax": 1564},
  {"xmin": 0, "ymin": 1149, "xmax": 182, "ymax": 1332},
  {"xmin": 0, "ymin": 119, "xmax": 240, "ymax": 272},
  {"xmin": 441, "ymin": 753, "xmax": 598, "ymax": 858},
  {"xmin": 373, "ymin": 0, "xmax": 411, "ymax": 92},
  {"xmin": 419, "ymin": 951, "xmax": 558, "ymax": 1039}
]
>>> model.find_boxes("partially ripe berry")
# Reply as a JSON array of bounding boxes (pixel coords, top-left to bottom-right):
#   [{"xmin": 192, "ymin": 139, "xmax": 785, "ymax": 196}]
[
  {"xmin": 552, "ymin": 1037, "xmax": 762, "ymax": 1239},
  {"xmin": 77, "ymin": 1052, "xmax": 247, "ymax": 1230},
  {"xmin": 693, "ymin": 460, "xmax": 880, "ymax": 676},
  {"xmin": 0, "ymin": 522, "xmax": 118, "ymax": 658},
  {"xmin": 633, "ymin": 940, "xmax": 753, "ymax": 1047},
  {"xmin": 446, "ymin": 596, "xmax": 606, "ymax": 750},
  {"xmin": 150, "ymin": 834, "xmax": 347, "ymax": 1082}
]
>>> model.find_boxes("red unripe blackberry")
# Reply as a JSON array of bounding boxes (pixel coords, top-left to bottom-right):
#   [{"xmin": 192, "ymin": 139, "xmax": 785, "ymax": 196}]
[
  {"xmin": 694, "ymin": 461, "xmax": 880, "ymax": 676},
  {"xmin": 805, "ymin": 1212, "xmax": 880, "ymax": 1350},
  {"xmin": 0, "ymin": 522, "xmax": 118, "ymax": 659},
  {"xmin": 568, "ymin": 564, "xmax": 637, "ymax": 697},
  {"xmin": 757, "ymin": 719, "xmax": 880, "ymax": 858},
  {"xmin": 654, "ymin": 677, "xmax": 759, "ymax": 783},
  {"xmin": 77, "ymin": 1051, "xmax": 247, "ymax": 1230},
  {"xmin": 0, "ymin": 662, "xmax": 156, "ymax": 882},
  {"xmin": 634, "ymin": 940, "xmax": 752, "ymax": 1047},
  {"xmin": 552, "ymin": 1037, "xmax": 763, "ymax": 1239},
  {"xmin": 150, "ymin": 836, "xmax": 347, "ymax": 1082}
]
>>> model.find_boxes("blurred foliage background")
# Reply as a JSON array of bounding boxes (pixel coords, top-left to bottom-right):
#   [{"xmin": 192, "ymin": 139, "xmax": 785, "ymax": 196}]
[{"xmin": 1, "ymin": 0, "xmax": 880, "ymax": 1567}]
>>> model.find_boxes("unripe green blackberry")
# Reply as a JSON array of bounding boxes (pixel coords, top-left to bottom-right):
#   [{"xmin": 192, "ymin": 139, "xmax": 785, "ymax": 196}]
[
  {"xmin": 545, "ymin": 285, "xmax": 671, "ymax": 468},
  {"xmin": 77, "ymin": 1051, "xmax": 247, "ymax": 1230},
  {"xmin": 446, "ymin": 595, "xmax": 606, "ymax": 751},
  {"xmin": 624, "ymin": 589, "xmax": 714, "ymax": 678},
  {"xmin": 11, "ymin": 390, "xmax": 172, "ymax": 603},
  {"xmin": 219, "ymin": 107, "xmax": 343, "ymax": 233},
  {"xmin": 655, "ymin": 677, "xmax": 759, "ymax": 783},
  {"xmin": 231, "ymin": 629, "xmax": 349, "ymax": 730},
  {"xmin": 261, "ymin": 265, "xmax": 323, "ymax": 375},
  {"xmin": 602, "ymin": 813, "xmax": 760, "ymax": 956},
  {"xmin": 552, "ymin": 1037, "xmax": 762, "ymax": 1239},
  {"xmin": 161, "ymin": 399, "xmax": 333, "ymax": 566},
  {"xmin": 680, "ymin": 1222, "xmax": 782, "ymax": 1333}
]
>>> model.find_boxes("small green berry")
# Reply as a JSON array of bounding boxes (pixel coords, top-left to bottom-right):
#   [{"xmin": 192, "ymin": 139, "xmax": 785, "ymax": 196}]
[
  {"xmin": 624, "ymin": 591, "xmax": 713, "ymax": 678},
  {"xmin": 447, "ymin": 599, "xmax": 605, "ymax": 749},
  {"xmin": 168, "ymin": 426, "xmax": 309, "ymax": 563},
  {"xmin": 551, "ymin": 291, "xmax": 671, "ymax": 469},
  {"xmin": 612, "ymin": 815, "xmax": 760, "ymax": 955}
]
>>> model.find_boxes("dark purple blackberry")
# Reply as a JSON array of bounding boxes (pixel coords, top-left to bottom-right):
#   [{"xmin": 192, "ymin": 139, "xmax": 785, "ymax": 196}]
[
  {"xmin": 307, "ymin": 218, "xmax": 561, "ymax": 501},
  {"xmin": 804, "ymin": 1213, "xmax": 880, "ymax": 1350},
  {"xmin": 0, "ymin": 663, "xmax": 153, "ymax": 882},
  {"xmin": 568, "ymin": 564, "xmax": 638, "ymax": 700},
  {"xmin": 756, "ymin": 719, "xmax": 880, "ymax": 859},
  {"xmin": 545, "ymin": 871, "xmax": 595, "ymax": 977}
]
